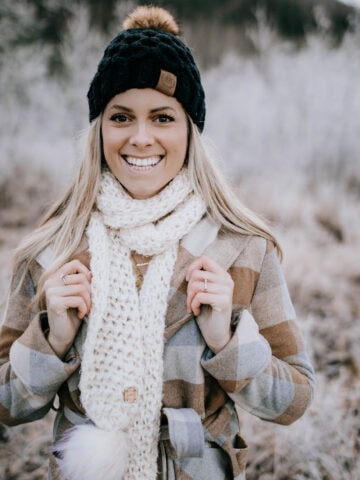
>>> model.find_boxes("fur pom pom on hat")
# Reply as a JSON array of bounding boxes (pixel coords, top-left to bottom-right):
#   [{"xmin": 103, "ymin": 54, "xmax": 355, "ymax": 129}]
[{"xmin": 87, "ymin": 5, "xmax": 206, "ymax": 131}]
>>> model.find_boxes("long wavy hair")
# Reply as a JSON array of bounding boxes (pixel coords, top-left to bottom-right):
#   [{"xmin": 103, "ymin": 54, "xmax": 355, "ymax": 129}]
[
  {"xmin": 186, "ymin": 120, "xmax": 281, "ymax": 256},
  {"xmin": 11, "ymin": 113, "xmax": 281, "ymax": 303}
]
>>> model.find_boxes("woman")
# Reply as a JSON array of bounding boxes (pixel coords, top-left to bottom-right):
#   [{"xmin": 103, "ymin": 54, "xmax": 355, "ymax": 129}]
[{"xmin": 0, "ymin": 5, "xmax": 315, "ymax": 480}]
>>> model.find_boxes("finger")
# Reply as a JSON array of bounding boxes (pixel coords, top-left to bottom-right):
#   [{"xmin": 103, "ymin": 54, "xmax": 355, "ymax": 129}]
[
  {"xmin": 186, "ymin": 255, "xmax": 224, "ymax": 281},
  {"xmin": 189, "ymin": 292, "xmax": 219, "ymax": 316},
  {"xmin": 48, "ymin": 295, "xmax": 88, "ymax": 317},
  {"xmin": 187, "ymin": 269, "xmax": 216, "ymax": 286},
  {"xmin": 54, "ymin": 296, "xmax": 88, "ymax": 319},
  {"xmin": 186, "ymin": 258, "xmax": 203, "ymax": 282},
  {"xmin": 76, "ymin": 298, "xmax": 89, "ymax": 319},
  {"xmin": 69, "ymin": 285, "xmax": 91, "ymax": 312},
  {"xmin": 189, "ymin": 292, "xmax": 202, "ymax": 316},
  {"xmin": 199, "ymin": 256, "xmax": 226, "ymax": 274},
  {"xmin": 188, "ymin": 278, "xmax": 224, "ymax": 296},
  {"xmin": 187, "ymin": 278, "xmax": 212, "ymax": 312},
  {"xmin": 189, "ymin": 270, "xmax": 234, "ymax": 299},
  {"xmin": 60, "ymin": 272, "xmax": 91, "ymax": 288},
  {"xmin": 187, "ymin": 271, "xmax": 220, "ymax": 311},
  {"xmin": 58, "ymin": 275, "xmax": 92, "ymax": 313},
  {"xmin": 187, "ymin": 276, "xmax": 222, "ymax": 313},
  {"xmin": 64, "ymin": 284, "xmax": 91, "ymax": 312},
  {"xmin": 186, "ymin": 271, "xmax": 226, "ymax": 312},
  {"xmin": 187, "ymin": 269, "xmax": 231, "ymax": 309},
  {"xmin": 59, "ymin": 260, "xmax": 91, "ymax": 280},
  {"xmin": 48, "ymin": 284, "xmax": 92, "ymax": 313}
]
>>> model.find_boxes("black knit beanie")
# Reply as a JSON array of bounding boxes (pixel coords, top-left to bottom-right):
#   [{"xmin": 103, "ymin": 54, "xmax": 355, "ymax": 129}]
[{"xmin": 87, "ymin": 7, "xmax": 206, "ymax": 131}]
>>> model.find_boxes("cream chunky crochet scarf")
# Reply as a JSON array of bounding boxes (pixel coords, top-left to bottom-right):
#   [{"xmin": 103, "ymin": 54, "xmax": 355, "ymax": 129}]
[{"xmin": 57, "ymin": 169, "xmax": 206, "ymax": 480}]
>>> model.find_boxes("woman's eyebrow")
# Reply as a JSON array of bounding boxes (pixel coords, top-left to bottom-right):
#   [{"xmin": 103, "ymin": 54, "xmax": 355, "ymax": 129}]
[
  {"xmin": 109, "ymin": 104, "xmax": 132, "ymax": 112},
  {"xmin": 109, "ymin": 105, "xmax": 176, "ymax": 112},
  {"xmin": 109, "ymin": 105, "xmax": 177, "ymax": 114},
  {"xmin": 150, "ymin": 106, "xmax": 176, "ymax": 113}
]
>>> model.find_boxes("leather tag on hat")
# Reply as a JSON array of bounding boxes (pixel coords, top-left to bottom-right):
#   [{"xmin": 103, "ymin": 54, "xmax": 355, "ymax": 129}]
[{"xmin": 156, "ymin": 70, "xmax": 177, "ymax": 96}]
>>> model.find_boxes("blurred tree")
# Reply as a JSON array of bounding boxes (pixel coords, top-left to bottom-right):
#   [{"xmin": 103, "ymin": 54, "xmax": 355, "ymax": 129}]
[
  {"xmin": 0, "ymin": 0, "xmax": 126, "ymax": 75},
  {"xmin": 83, "ymin": 0, "xmax": 122, "ymax": 33},
  {"xmin": 159, "ymin": 0, "xmax": 354, "ymax": 41},
  {"xmin": 0, "ymin": 0, "xmax": 356, "ymax": 75},
  {"xmin": 0, "ymin": 0, "xmax": 73, "ymax": 74},
  {"xmin": 326, "ymin": 1, "xmax": 355, "ymax": 43}
]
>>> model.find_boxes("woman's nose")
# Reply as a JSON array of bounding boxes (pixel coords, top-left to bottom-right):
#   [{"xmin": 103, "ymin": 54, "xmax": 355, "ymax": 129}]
[{"xmin": 129, "ymin": 122, "xmax": 154, "ymax": 148}]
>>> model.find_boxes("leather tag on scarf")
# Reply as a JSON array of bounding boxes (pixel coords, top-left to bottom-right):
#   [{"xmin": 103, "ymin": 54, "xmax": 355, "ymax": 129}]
[
  {"xmin": 156, "ymin": 69, "xmax": 177, "ymax": 96},
  {"xmin": 123, "ymin": 386, "xmax": 138, "ymax": 403}
]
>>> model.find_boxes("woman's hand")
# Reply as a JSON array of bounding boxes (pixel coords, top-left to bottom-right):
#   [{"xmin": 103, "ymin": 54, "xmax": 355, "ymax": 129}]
[
  {"xmin": 44, "ymin": 260, "xmax": 92, "ymax": 358},
  {"xmin": 186, "ymin": 255, "xmax": 234, "ymax": 353}
]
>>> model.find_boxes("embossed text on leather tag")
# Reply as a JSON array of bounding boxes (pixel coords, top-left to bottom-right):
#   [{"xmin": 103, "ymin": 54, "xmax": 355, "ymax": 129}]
[{"xmin": 155, "ymin": 69, "xmax": 177, "ymax": 96}]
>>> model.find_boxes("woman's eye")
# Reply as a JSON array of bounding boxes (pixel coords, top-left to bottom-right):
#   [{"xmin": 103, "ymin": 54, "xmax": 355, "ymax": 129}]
[
  {"xmin": 110, "ymin": 113, "xmax": 130, "ymax": 123},
  {"xmin": 156, "ymin": 114, "xmax": 174, "ymax": 123}
]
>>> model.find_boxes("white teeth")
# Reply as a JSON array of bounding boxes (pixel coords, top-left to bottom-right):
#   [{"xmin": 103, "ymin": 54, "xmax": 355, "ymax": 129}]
[{"xmin": 125, "ymin": 156, "xmax": 161, "ymax": 167}]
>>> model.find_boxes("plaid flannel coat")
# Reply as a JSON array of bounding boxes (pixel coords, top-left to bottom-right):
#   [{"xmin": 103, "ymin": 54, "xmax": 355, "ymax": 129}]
[{"xmin": 0, "ymin": 214, "xmax": 315, "ymax": 479}]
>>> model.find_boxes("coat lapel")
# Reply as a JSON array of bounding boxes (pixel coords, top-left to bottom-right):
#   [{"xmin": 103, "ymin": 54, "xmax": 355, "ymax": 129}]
[{"xmin": 164, "ymin": 215, "xmax": 252, "ymax": 341}]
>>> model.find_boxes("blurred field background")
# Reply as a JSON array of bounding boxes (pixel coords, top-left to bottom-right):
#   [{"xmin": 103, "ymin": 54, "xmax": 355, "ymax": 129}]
[{"xmin": 0, "ymin": 0, "xmax": 359, "ymax": 479}]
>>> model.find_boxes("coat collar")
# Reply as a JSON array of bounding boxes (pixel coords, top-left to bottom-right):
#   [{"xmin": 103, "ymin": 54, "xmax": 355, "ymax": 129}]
[{"xmin": 164, "ymin": 214, "xmax": 252, "ymax": 341}]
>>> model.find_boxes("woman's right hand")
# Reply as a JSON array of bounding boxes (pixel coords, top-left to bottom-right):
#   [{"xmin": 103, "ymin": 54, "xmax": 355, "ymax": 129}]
[{"xmin": 44, "ymin": 260, "xmax": 92, "ymax": 358}]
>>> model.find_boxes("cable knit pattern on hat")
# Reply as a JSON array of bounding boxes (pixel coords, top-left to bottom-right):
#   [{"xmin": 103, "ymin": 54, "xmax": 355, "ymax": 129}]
[
  {"xmin": 58, "ymin": 169, "xmax": 206, "ymax": 480},
  {"xmin": 87, "ymin": 27, "xmax": 206, "ymax": 130}
]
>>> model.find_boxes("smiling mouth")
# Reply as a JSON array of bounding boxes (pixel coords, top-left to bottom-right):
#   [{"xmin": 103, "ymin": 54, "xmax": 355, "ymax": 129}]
[{"xmin": 123, "ymin": 156, "xmax": 162, "ymax": 169}]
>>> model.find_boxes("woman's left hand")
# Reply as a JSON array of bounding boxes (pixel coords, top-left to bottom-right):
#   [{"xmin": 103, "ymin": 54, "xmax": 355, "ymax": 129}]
[{"xmin": 186, "ymin": 255, "xmax": 234, "ymax": 353}]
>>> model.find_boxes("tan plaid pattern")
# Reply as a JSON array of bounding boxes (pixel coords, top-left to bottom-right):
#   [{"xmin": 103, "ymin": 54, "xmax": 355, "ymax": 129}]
[{"xmin": 0, "ymin": 215, "xmax": 315, "ymax": 478}]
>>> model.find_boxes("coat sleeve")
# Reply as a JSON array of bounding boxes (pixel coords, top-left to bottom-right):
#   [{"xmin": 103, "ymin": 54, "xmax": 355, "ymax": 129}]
[
  {"xmin": 201, "ymin": 238, "xmax": 315, "ymax": 425},
  {"xmin": 0, "ymin": 262, "xmax": 80, "ymax": 426}
]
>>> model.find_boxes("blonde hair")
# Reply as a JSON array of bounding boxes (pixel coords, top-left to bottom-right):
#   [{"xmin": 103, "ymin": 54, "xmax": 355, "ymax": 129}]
[
  {"xmin": 11, "ymin": 113, "xmax": 281, "ymax": 302},
  {"xmin": 12, "ymin": 116, "xmax": 103, "ymax": 298},
  {"xmin": 187, "ymin": 119, "xmax": 282, "ymax": 257}
]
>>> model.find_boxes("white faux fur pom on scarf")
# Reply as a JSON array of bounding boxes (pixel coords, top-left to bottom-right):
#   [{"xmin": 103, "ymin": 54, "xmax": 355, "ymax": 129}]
[{"xmin": 54, "ymin": 424, "xmax": 129, "ymax": 480}]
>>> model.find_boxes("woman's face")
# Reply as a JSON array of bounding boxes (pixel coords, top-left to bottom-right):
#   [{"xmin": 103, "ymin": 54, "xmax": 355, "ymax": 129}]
[{"xmin": 101, "ymin": 88, "xmax": 188, "ymax": 200}]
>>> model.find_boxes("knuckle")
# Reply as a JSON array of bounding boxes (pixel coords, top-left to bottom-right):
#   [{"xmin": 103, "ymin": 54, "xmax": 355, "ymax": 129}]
[{"xmin": 68, "ymin": 259, "xmax": 82, "ymax": 271}]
